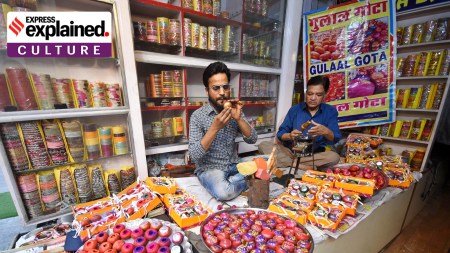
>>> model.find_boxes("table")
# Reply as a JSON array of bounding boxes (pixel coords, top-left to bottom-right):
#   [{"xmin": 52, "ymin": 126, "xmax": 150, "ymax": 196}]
[{"xmin": 175, "ymin": 175, "xmax": 417, "ymax": 253}]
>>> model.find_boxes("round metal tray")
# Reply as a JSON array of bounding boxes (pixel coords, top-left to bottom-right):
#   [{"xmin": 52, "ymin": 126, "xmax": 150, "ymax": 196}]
[{"xmin": 200, "ymin": 208, "xmax": 314, "ymax": 253}]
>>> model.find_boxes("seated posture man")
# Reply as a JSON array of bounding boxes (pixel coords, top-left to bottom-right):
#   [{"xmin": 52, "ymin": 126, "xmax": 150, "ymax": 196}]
[
  {"xmin": 275, "ymin": 75, "xmax": 341, "ymax": 170},
  {"xmin": 189, "ymin": 62, "xmax": 258, "ymax": 201}
]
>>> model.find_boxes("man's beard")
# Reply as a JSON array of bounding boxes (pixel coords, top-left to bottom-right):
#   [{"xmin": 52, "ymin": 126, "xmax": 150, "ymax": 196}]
[{"xmin": 209, "ymin": 96, "xmax": 226, "ymax": 112}]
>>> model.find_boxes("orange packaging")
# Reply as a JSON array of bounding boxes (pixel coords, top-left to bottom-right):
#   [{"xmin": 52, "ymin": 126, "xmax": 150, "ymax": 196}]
[
  {"xmin": 72, "ymin": 197, "xmax": 113, "ymax": 219},
  {"xmin": 120, "ymin": 193, "xmax": 162, "ymax": 221},
  {"xmin": 316, "ymin": 188, "xmax": 359, "ymax": 216},
  {"xmin": 334, "ymin": 176, "xmax": 376, "ymax": 196},
  {"xmin": 268, "ymin": 202, "xmax": 308, "ymax": 225},
  {"xmin": 286, "ymin": 179, "xmax": 321, "ymax": 201},
  {"xmin": 168, "ymin": 203, "xmax": 211, "ymax": 229},
  {"xmin": 146, "ymin": 177, "xmax": 177, "ymax": 194},
  {"xmin": 275, "ymin": 193, "xmax": 315, "ymax": 212},
  {"xmin": 162, "ymin": 192, "xmax": 196, "ymax": 208},
  {"xmin": 301, "ymin": 170, "xmax": 334, "ymax": 187},
  {"xmin": 163, "ymin": 192, "xmax": 212, "ymax": 229},
  {"xmin": 116, "ymin": 180, "xmax": 151, "ymax": 200},
  {"xmin": 75, "ymin": 206, "xmax": 126, "ymax": 240},
  {"xmin": 307, "ymin": 205, "xmax": 346, "ymax": 231},
  {"xmin": 383, "ymin": 167, "xmax": 414, "ymax": 188}
]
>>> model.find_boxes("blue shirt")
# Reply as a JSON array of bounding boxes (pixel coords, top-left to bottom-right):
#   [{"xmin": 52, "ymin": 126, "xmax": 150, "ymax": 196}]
[
  {"xmin": 276, "ymin": 102, "xmax": 341, "ymax": 152},
  {"xmin": 189, "ymin": 103, "xmax": 258, "ymax": 174}
]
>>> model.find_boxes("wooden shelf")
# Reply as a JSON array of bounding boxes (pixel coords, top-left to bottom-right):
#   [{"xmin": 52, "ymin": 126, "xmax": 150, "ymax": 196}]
[
  {"xmin": 240, "ymin": 96, "xmax": 277, "ymax": 99},
  {"xmin": 142, "ymin": 106, "xmax": 185, "ymax": 111},
  {"xmin": 130, "ymin": 0, "xmax": 180, "ymax": 17},
  {"xmin": 184, "ymin": 46, "xmax": 239, "ymax": 60},
  {"xmin": 396, "ymin": 76, "xmax": 448, "ymax": 81},
  {"xmin": 134, "ymin": 51, "xmax": 282, "ymax": 74},
  {"xmin": 146, "ymin": 143, "xmax": 189, "ymax": 155},
  {"xmin": 397, "ymin": 1, "xmax": 450, "ymax": 20},
  {"xmin": 0, "ymin": 107, "xmax": 129, "ymax": 123},
  {"xmin": 243, "ymin": 10, "xmax": 282, "ymax": 27},
  {"xmin": 353, "ymin": 133, "xmax": 429, "ymax": 145},
  {"xmin": 243, "ymin": 29, "xmax": 283, "ymax": 41},
  {"xmin": 183, "ymin": 8, "xmax": 241, "ymax": 27},
  {"xmin": 243, "ymin": 102, "xmax": 277, "ymax": 107},
  {"xmin": 397, "ymin": 40, "xmax": 450, "ymax": 54},
  {"xmin": 25, "ymin": 208, "xmax": 72, "ymax": 226},
  {"xmin": 141, "ymin": 97, "xmax": 184, "ymax": 100},
  {"xmin": 396, "ymin": 108, "xmax": 439, "ymax": 113},
  {"xmin": 16, "ymin": 153, "xmax": 133, "ymax": 175},
  {"xmin": 134, "ymin": 40, "xmax": 182, "ymax": 55}
]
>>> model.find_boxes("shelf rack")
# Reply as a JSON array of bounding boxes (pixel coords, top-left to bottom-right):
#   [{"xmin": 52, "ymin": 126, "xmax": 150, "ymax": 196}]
[{"xmin": 130, "ymin": 0, "xmax": 295, "ymax": 157}]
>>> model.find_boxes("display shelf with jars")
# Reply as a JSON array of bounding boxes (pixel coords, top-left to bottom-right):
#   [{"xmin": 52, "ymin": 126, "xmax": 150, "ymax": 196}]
[
  {"xmin": 241, "ymin": 0, "xmax": 285, "ymax": 67},
  {"xmin": 129, "ymin": 0, "xmax": 286, "ymax": 68},
  {"xmin": 239, "ymin": 72, "xmax": 278, "ymax": 137},
  {"xmin": 129, "ymin": 0, "xmax": 300, "ymax": 163},
  {"xmin": 138, "ymin": 66, "xmax": 280, "ymax": 155},
  {"xmin": 137, "ymin": 63, "xmax": 187, "ymax": 151},
  {"xmin": 0, "ymin": 0, "xmax": 146, "ymax": 225}
]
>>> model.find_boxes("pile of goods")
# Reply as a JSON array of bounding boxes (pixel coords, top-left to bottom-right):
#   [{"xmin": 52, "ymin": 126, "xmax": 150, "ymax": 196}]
[
  {"xmin": 73, "ymin": 180, "xmax": 161, "ymax": 238},
  {"xmin": 73, "ymin": 177, "xmax": 212, "ymax": 240},
  {"xmin": 268, "ymin": 193, "xmax": 314, "ymax": 224},
  {"xmin": 15, "ymin": 223, "xmax": 71, "ymax": 248},
  {"xmin": 324, "ymin": 164, "xmax": 387, "ymax": 191},
  {"xmin": 269, "ymin": 176, "xmax": 362, "ymax": 232},
  {"xmin": 383, "ymin": 163, "xmax": 414, "ymax": 188},
  {"xmin": 201, "ymin": 209, "xmax": 314, "ymax": 253},
  {"xmin": 80, "ymin": 218, "xmax": 192, "ymax": 253},
  {"xmin": 163, "ymin": 192, "xmax": 212, "ymax": 229}
]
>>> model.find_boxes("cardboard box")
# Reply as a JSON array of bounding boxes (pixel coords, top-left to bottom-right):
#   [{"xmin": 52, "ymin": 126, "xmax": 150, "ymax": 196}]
[
  {"xmin": 276, "ymin": 193, "xmax": 315, "ymax": 212},
  {"xmin": 117, "ymin": 180, "xmax": 153, "ymax": 202},
  {"xmin": 316, "ymin": 188, "xmax": 359, "ymax": 216},
  {"xmin": 307, "ymin": 205, "xmax": 346, "ymax": 231},
  {"xmin": 334, "ymin": 176, "xmax": 375, "ymax": 196},
  {"xmin": 301, "ymin": 170, "xmax": 334, "ymax": 187},
  {"xmin": 120, "ymin": 192, "xmax": 162, "ymax": 221},
  {"xmin": 167, "ymin": 204, "xmax": 211, "ymax": 229},
  {"xmin": 163, "ymin": 192, "xmax": 212, "ymax": 229},
  {"xmin": 268, "ymin": 202, "xmax": 308, "ymax": 225},
  {"xmin": 162, "ymin": 193, "xmax": 196, "ymax": 208},
  {"xmin": 383, "ymin": 167, "xmax": 414, "ymax": 188},
  {"xmin": 75, "ymin": 206, "xmax": 125, "ymax": 240},
  {"xmin": 286, "ymin": 179, "xmax": 321, "ymax": 201},
  {"xmin": 146, "ymin": 177, "xmax": 177, "ymax": 194},
  {"xmin": 72, "ymin": 197, "xmax": 113, "ymax": 219}
]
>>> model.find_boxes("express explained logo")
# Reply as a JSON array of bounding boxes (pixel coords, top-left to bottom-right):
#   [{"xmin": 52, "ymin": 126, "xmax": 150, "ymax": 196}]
[
  {"xmin": 9, "ymin": 17, "xmax": 24, "ymax": 36},
  {"xmin": 7, "ymin": 12, "xmax": 112, "ymax": 57},
  {"xmin": 9, "ymin": 16, "xmax": 109, "ymax": 40}
]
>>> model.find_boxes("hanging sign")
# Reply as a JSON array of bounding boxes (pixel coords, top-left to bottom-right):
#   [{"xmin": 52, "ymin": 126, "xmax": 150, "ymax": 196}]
[{"xmin": 304, "ymin": 0, "xmax": 396, "ymax": 128}]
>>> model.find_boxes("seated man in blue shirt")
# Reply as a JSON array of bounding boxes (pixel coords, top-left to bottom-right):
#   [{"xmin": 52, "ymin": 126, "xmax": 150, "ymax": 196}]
[
  {"xmin": 276, "ymin": 75, "xmax": 341, "ymax": 170},
  {"xmin": 189, "ymin": 62, "xmax": 258, "ymax": 201}
]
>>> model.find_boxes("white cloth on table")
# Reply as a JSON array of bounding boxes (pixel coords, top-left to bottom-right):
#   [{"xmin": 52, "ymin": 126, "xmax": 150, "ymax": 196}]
[{"xmin": 174, "ymin": 177, "xmax": 248, "ymax": 212}]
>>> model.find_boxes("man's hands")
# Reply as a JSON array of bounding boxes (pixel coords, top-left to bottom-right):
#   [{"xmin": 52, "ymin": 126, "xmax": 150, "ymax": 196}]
[
  {"xmin": 281, "ymin": 120, "xmax": 334, "ymax": 142},
  {"xmin": 307, "ymin": 120, "xmax": 333, "ymax": 140},
  {"xmin": 289, "ymin": 129, "xmax": 302, "ymax": 141},
  {"xmin": 230, "ymin": 100, "xmax": 243, "ymax": 121},
  {"xmin": 212, "ymin": 107, "xmax": 232, "ymax": 130},
  {"xmin": 211, "ymin": 100, "xmax": 245, "ymax": 130}
]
